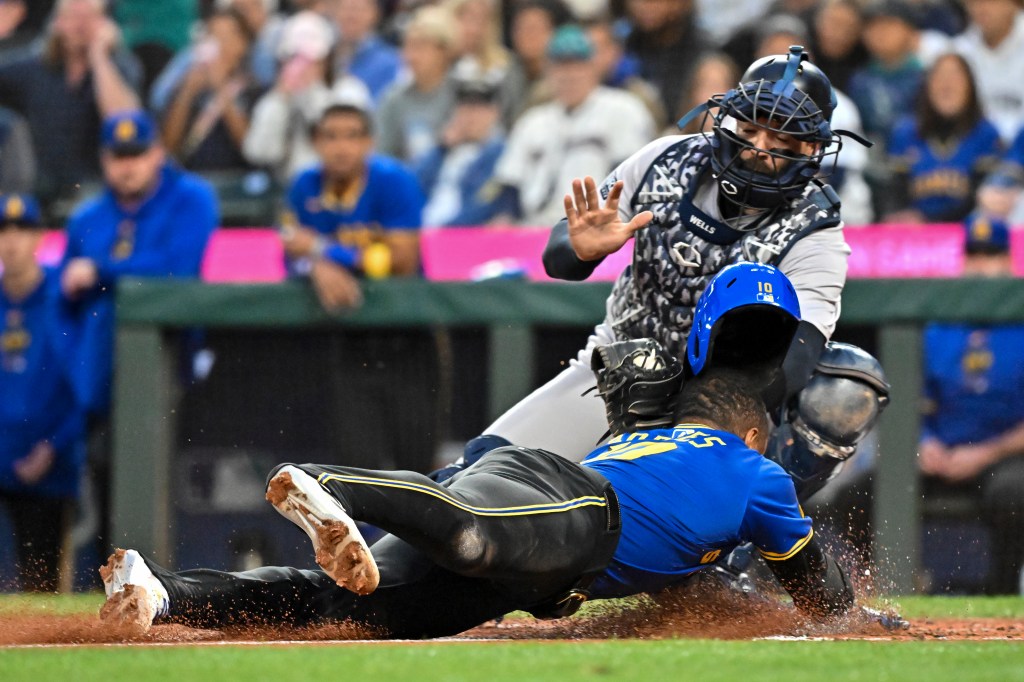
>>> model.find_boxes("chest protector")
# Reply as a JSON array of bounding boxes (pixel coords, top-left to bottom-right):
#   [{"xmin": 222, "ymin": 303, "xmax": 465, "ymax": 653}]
[{"xmin": 606, "ymin": 135, "xmax": 841, "ymax": 358}]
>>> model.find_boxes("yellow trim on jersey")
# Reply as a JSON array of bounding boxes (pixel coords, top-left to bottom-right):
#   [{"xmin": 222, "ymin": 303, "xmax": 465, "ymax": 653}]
[
  {"xmin": 758, "ymin": 527, "xmax": 815, "ymax": 561},
  {"xmin": 317, "ymin": 472, "xmax": 607, "ymax": 517}
]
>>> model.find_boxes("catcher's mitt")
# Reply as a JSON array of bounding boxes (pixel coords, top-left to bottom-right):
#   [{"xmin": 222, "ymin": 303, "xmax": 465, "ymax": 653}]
[{"xmin": 591, "ymin": 338, "xmax": 684, "ymax": 437}]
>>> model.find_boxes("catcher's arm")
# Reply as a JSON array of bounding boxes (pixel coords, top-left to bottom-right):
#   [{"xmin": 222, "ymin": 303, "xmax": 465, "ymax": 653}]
[{"xmin": 591, "ymin": 338, "xmax": 684, "ymax": 437}]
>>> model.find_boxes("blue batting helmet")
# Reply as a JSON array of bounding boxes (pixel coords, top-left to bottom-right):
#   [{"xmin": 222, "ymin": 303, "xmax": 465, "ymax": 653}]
[{"xmin": 687, "ymin": 262, "xmax": 801, "ymax": 376}]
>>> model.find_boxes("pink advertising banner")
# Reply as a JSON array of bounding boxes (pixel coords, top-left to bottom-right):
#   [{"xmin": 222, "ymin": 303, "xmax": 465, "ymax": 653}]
[
  {"xmin": 420, "ymin": 225, "xmax": 1024, "ymax": 281},
  {"xmin": 31, "ymin": 224, "xmax": 1024, "ymax": 282}
]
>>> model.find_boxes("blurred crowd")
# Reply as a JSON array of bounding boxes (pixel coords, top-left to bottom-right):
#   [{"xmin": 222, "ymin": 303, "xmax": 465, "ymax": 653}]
[
  {"xmin": 1, "ymin": 0, "xmax": 1024, "ymax": 595},
  {"xmin": 0, "ymin": 0, "xmax": 1019, "ymax": 228}
]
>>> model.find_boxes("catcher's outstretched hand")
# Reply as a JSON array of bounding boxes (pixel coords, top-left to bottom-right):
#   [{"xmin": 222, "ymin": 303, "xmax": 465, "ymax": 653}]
[{"xmin": 564, "ymin": 176, "xmax": 653, "ymax": 262}]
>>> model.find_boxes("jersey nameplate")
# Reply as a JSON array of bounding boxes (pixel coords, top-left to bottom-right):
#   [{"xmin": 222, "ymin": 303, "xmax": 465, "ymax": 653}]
[{"xmin": 677, "ymin": 191, "xmax": 745, "ymax": 245}]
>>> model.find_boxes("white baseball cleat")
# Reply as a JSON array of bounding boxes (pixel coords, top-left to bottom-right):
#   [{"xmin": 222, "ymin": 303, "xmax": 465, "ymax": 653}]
[
  {"xmin": 266, "ymin": 465, "xmax": 380, "ymax": 595},
  {"xmin": 98, "ymin": 548, "xmax": 170, "ymax": 632}
]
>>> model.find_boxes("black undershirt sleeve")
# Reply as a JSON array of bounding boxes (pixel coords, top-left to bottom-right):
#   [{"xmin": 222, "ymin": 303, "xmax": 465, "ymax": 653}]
[
  {"xmin": 542, "ymin": 218, "xmax": 605, "ymax": 281},
  {"xmin": 765, "ymin": 534, "xmax": 855, "ymax": 620}
]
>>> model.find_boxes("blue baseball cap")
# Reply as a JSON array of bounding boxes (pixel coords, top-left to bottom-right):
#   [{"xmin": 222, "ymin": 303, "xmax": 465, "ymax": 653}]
[
  {"xmin": 0, "ymin": 193, "xmax": 41, "ymax": 228},
  {"xmin": 101, "ymin": 110, "xmax": 157, "ymax": 156},
  {"xmin": 547, "ymin": 24, "xmax": 594, "ymax": 62},
  {"xmin": 964, "ymin": 212, "xmax": 1010, "ymax": 255}
]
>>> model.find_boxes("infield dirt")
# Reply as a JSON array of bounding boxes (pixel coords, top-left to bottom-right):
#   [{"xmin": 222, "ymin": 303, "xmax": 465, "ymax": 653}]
[{"xmin": 1, "ymin": 578, "xmax": 1020, "ymax": 646}]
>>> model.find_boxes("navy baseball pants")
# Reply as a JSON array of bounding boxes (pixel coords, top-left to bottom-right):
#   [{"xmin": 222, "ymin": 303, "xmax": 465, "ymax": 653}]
[{"xmin": 147, "ymin": 448, "xmax": 620, "ymax": 638}]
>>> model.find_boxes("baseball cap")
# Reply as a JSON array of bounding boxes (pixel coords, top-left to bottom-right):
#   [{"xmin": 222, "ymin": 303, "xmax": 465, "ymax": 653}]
[
  {"xmin": 0, "ymin": 193, "xmax": 41, "ymax": 228},
  {"xmin": 277, "ymin": 11, "xmax": 335, "ymax": 62},
  {"xmin": 101, "ymin": 110, "xmax": 157, "ymax": 156},
  {"xmin": 863, "ymin": 0, "xmax": 921, "ymax": 27},
  {"xmin": 964, "ymin": 212, "xmax": 1010, "ymax": 255},
  {"xmin": 547, "ymin": 24, "xmax": 594, "ymax": 62}
]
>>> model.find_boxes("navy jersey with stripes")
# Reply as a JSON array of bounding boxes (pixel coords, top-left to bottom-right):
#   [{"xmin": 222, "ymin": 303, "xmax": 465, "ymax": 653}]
[{"xmin": 583, "ymin": 425, "xmax": 813, "ymax": 598}]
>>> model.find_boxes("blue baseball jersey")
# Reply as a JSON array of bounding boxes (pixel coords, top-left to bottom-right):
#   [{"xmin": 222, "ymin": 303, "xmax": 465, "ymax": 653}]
[
  {"xmin": 0, "ymin": 269, "xmax": 85, "ymax": 498},
  {"xmin": 888, "ymin": 116, "xmax": 1002, "ymax": 221},
  {"xmin": 923, "ymin": 323, "xmax": 1024, "ymax": 446},
  {"xmin": 62, "ymin": 162, "xmax": 218, "ymax": 414},
  {"xmin": 283, "ymin": 156, "xmax": 423, "ymax": 272},
  {"xmin": 583, "ymin": 425, "xmax": 813, "ymax": 597}
]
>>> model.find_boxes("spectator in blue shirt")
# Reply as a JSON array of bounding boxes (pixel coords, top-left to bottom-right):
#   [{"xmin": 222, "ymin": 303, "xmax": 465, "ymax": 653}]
[
  {"xmin": 61, "ymin": 110, "xmax": 219, "ymax": 417},
  {"xmin": 884, "ymin": 52, "xmax": 1002, "ymax": 223},
  {"xmin": 919, "ymin": 214, "xmax": 1024, "ymax": 593},
  {"xmin": 0, "ymin": 193, "xmax": 86, "ymax": 592},
  {"xmin": 279, "ymin": 103, "xmax": 423, "ymax": 311}
]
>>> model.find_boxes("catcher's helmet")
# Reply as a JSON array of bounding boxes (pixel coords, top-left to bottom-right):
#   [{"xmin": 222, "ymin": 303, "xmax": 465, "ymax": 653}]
[
  {"xmin": 678, "ymin": 45, "xmax": 865, "ymax": 215},
  {"xmin": 687, "ymin": 262, "xmax": 800, "ymax": 376}
]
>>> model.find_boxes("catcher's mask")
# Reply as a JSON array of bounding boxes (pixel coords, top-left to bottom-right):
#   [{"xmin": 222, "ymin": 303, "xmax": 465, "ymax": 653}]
[
  {"xmin": 677, "ymin": 45, "xmax": 870, "ymax": 216},
  {"xmin": 686, "ymin": 262, "xmax": 801, "ymax": 377}
]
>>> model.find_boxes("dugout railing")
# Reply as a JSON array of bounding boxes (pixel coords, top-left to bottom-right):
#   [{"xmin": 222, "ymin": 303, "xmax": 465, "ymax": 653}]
[{"xmin": 111, "ymin": 276, "xmax": 1024, "ymax": 594}]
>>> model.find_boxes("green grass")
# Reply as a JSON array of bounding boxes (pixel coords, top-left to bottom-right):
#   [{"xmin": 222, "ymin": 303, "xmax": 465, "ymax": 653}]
[
  {"xmin": 3, "ymin": 640, "xmax": 1023, "ymax": 682},
  {"xmin": 1, "ymin": 594, "xmax": 1023, "ymax": 682},
  {"xmin": 0, "ymin": 592, "xmax": 103, "ymax": 616},
  {"xmin": 887, "ymin": 595, "xmax": 1024, "ymax": 619}
]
